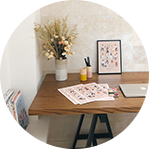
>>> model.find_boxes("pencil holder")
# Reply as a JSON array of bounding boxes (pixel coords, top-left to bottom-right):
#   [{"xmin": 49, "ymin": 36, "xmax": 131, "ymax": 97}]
[
  {"xmin": 87, "ymin": 66, "xmax": 92, "ymax": 78},
  {"xmin": 80, "ymin": 68, "xmax": 87, "ymax": 81}
]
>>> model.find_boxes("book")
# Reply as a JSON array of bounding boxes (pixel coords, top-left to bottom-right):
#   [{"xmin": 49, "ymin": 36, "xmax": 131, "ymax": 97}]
[
  {"xmin": 7, "ymin": 91, "xmax": 16, "ymax": 116},
  {"xmin": 3, "ymin": 89, "xmax": 15, "ymax": 116},
  {"xmin": 14, "ymin": 92, "xmax": 29, "ymax": 129},
  {"xmin": 3, "ymin": 89, "xmax": 29, "ymax": 129},
  {"xmin": 4, "ymin": 89, "xmax": 14, "ymax": 104},
  {"xmin": 3, "ymin": 89, "xmax": 11, "ymax": 100},
  {"xmin": 11, "ymin": 90, "xmax": 21, "ymax": 121}
]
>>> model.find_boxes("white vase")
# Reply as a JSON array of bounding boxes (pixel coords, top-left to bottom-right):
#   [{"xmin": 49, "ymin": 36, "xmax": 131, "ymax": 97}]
[{"xmin": 55, "ymin": 59, "xmax": 67, "ymax": 81}]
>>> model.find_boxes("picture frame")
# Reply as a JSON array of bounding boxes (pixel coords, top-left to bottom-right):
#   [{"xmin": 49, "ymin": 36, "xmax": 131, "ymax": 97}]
[{"xmin": 97, "ymin": 40, "xmax": 122, "ymax": 74}]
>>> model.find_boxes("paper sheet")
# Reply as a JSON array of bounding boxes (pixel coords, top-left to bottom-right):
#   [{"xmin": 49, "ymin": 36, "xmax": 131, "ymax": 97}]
[{"xmin": 58, "ymin": 83, "xmax": 114, "ymax": 105}]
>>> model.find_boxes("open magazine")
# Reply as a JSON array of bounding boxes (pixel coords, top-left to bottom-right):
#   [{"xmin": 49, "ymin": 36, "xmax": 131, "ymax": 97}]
[{"xmin": 58, "ymin": 82, "xmax": 114, "ymax": 105}]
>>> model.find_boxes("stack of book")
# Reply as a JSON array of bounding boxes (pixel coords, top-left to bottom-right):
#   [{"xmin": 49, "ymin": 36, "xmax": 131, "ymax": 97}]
[{"xmin": 4, "ymin": 89, "xmax": 29, "ymax": 129}]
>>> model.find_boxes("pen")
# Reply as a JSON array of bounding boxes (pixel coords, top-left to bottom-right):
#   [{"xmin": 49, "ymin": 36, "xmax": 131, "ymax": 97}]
[
  {"xmin": 87, "ymin": 57, "xmax": 90, "ymax": 66},
  {"xmin": 84, "ymin": 58, "xmax": 88, "ymax": 66}
]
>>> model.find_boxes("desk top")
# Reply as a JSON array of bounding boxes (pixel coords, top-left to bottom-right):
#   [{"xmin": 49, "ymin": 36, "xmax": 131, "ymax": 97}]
[{"xmin": 29, "ymin": 72, "xmax": 149, "ymax": 115}]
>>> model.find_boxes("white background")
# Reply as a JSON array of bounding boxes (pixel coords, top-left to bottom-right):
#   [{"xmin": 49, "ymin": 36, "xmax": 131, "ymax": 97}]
[{"xmin": 0, "ymin": 0, "xmax": 149, "ymax": 149}]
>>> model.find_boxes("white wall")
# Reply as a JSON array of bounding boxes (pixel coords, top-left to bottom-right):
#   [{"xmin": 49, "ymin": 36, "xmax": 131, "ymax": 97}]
[
  {"xmin": 34, "ymin": 10, "xmax": 43, "ymax": 90},
  {"xmin": 0, "ymin": 8, "xmax": 51, "ymax": 144},
  {"xmin": 0, "ymin": 44, "xmax": 11, "ymax": 94},
  {"xmin": 0, "ymin": 10, "xmax": 42, "ymax": 114}
]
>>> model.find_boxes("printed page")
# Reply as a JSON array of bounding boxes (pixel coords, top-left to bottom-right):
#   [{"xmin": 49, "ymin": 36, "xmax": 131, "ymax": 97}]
[
  {"xmin": 58, "ymin": 83, "xmax": 114, "ymax": 105},
  {"xmin": 95, "ymin": 83, "xmax": 114, "ymax": 100},
  {"xmin": 58, "ymin": 88, "xmax": 79, "ymax": 105},
  {"xmin": 63, "ymin": 86, "xmax": 90, "ymax": 105},
  {"xmin": 74, "ymin": 83, "xmax": 114, "ymax": 101},
  {"xmin": 73, "ymin": 83, "xmax": 100, "ymax": 102}
]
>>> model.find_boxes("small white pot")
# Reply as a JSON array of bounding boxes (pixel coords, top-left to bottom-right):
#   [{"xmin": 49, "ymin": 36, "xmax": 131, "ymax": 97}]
[{"xmin": 55, "ymin": 59, "xmax": 67, "ymax": 81}]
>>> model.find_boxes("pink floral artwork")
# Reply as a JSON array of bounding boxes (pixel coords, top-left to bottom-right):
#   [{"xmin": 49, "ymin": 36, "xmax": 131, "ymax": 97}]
[{"xmin": 97, "ymin": 40, "xmax": 122, "ymax": 74}]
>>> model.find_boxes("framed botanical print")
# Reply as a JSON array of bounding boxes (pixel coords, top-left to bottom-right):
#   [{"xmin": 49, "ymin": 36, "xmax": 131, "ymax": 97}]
[{"xmin": 97, "ymin": 40, "xmax": 122, "ymax": 74}]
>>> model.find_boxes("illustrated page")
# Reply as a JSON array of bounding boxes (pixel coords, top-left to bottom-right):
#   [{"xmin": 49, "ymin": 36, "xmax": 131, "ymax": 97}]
[
  {"xmin": 58, "ymin": 83, "xmax": 114, "ymax": 105},
  {"xmin": 63, "ymin": 86, "xmax": 90, "ymax": 105},
  {"xmin": 58, "ymin": 88, "xmax": 79, "ymax": 105}
]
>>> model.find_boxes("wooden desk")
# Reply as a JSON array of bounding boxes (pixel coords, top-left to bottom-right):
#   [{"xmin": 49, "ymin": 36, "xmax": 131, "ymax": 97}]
[
  {"xmin": 29, "ymin": 72, "xmax": 149, "ymax": 148},
  {"xmin": 29, "ymin": 72, "xmax": 149, "ymax": 116}
]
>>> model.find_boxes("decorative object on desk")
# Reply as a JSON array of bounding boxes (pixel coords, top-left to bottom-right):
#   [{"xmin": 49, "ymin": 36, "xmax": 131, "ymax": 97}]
[
  {"xmin": 34, "ymin": 15, "xmax": 78, "ymax": 81},
  {"xmin": 108, "ymin": 88, "xmax": 119, "ymax": 97},
  {"xmin": 87, "ymin": 66, "xmax": 92, "ymax": 78},
  {"xmin": 97, "ymin": 40, "xmax": 122, "ymax": 74},
  {"xmin": 55, "ymin": 59, "xmax": 67, "ymax": 81},
  {"xmin": 84, "ymin": 57, "xmax": 92, "ymax": 78},
  {"xmin": 80, "ymin": 68, "xmax": 87, "ymax": 81}
]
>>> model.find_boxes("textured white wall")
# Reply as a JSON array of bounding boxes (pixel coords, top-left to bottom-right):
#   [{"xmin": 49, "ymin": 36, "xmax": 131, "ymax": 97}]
[{"xmin": 40, "ymin": 0, "xmax": 148, "ymax": 74}]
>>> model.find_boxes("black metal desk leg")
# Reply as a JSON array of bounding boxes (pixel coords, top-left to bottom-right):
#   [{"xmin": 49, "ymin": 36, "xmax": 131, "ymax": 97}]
[
  {"xmin": 98, "ymin": 114, "xmax": 113, "ymax": 139},
  {"xmin": 71, "ymin": 114, "xmax": 85, "ymax": 149},
  {"xmin": 86, "ymin": 114, "xmax": 98, "ymax": 148},
  {"xmin": 92, "ymin": 137, "xmax": 97, "ymax": 146}
]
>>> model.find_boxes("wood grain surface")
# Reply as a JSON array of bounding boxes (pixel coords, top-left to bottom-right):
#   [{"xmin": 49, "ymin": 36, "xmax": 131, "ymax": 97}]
[{"xmin": 29, "ymin": 72, "xmax": 149, "ymax": 115}]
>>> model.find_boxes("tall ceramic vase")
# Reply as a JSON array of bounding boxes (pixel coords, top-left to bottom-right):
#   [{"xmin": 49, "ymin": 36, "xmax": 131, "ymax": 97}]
[{"xmin": 55, "ymin": 59, "xmax": 67, "ymax": 81}]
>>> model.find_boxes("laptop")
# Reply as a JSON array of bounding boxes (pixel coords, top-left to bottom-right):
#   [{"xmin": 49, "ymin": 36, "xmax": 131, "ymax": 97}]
[{"xmin": 119, "ymin": 84, "xmax": 148, "ymax": 97}]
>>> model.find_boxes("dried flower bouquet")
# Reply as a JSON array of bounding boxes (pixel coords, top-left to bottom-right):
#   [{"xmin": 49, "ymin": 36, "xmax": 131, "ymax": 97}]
[{"xmin": 34, "ymin": 15, "xmax": 78, "ymax": 60}]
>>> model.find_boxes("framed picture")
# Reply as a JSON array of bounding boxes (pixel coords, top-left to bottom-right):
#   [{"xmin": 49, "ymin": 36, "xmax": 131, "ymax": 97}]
[{"xmin": 97, "ymin": 40, "xmax": 122, "ymax": 74}]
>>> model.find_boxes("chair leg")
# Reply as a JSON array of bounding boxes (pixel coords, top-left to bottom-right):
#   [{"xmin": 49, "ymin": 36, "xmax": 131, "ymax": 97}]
[
  {"xmin": 98, "ymin": 114, "xmax": 113, "ymax": 139},
  {"xmin": 71, "ymin": 114, "xmax": 85, "ymax": 149}
]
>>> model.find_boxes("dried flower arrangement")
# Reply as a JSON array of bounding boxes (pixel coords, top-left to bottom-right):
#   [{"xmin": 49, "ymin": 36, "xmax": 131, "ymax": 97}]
[{"xmin": 34, "ymin": 15, "xmax": 78, "ymax": 60}]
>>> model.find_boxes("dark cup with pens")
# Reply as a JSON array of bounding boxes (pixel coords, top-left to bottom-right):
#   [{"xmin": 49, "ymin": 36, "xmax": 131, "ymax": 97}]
[{"xmin": 84, "ymin": 57, "xmax": 92, "ymax": 78}]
